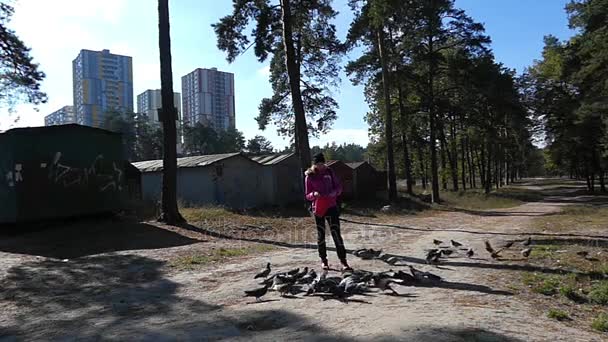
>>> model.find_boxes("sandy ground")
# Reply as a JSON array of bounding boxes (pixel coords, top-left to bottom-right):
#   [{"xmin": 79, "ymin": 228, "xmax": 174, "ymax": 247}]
[{"xmin": 0, "ymin": 179, "xmax": 607, "ymax": 341}]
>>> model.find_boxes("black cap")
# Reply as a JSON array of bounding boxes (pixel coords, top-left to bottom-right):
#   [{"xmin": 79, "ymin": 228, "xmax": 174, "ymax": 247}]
[{"xmin": 313, "ymin": 153, "xmax": 326, "ymax": 164}]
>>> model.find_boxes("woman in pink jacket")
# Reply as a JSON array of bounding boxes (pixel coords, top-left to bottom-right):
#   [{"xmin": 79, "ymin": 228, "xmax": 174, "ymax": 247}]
[{"xmin": 305, "ymin": 153, "xmax": 352, "ymax": 271}]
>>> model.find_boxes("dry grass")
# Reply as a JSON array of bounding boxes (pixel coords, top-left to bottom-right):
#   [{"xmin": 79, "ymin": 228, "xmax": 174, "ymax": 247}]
[
  {"xmin": 169, "ymin": 245, "xmax": 275, "ymax": 270},
  {"xmin": 179, "ymin": 205, "xmax": 318, "ymax": 245},
  {"xmin": 533, "ymin": 205, "xmax": 608, "ymax": 233},
  {"xmin": 514, "ymin": 234, "xmax": 608, "ymax": 334},
  {"xmin": 438, "ymin": 189, "xmax": 524, "ymax": 210}
]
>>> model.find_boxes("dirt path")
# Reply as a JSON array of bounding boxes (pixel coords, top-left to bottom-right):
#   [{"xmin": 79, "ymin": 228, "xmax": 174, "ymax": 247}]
[{"xmin": 0, "ymin": 179, "xmax": 606, "ymax": 341}]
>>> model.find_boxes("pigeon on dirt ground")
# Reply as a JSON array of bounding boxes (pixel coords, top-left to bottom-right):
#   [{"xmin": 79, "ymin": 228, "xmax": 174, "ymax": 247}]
[
  {"xmin": 441, "ymin": 249, "xmax": 455, "ymax": 257},
  {"xmin": 451, "ymin": 240, "xmax": 463, "ymax": 248},
  {"xmin": 485, "ymin": 241, "xmax": 494, "ymax": 254},
  {"xmin": 426, "ymin": 249, "xmax": 441, "ymax": 264},
  {"xmin": 466, "ymin": 248, "xmax": 475, "ymax": 258},
  {"xmin": 521, "ymin": 248, "xmax": 532, "ymax": 258},
  {"xmin": 244, "ymin": 284, "xmax": 270, "ymax": 302},
  {"xmin": 294, "ymin": 267, "xmax": 309, "ymax": 279},
  {"xmin": 523, "ymin": 237, "xmax": 532, "ymax": 246},
  {"xmin": 433, "ymin": 239, "xmax": 443, "ymax": 246},
  {"xmin": 374, "ymin": 277, "xmax": 399, "ymax": 295},
  {"xmin": 409, "ymin": 265, "xmax": 442, "ymax": 282},
  {"xmin": 485, "ymin": 241, "xmax": 503, "ymax": 258},
  {"xmin": 503, "ymin": 241, "xmax": 515, "ymax": 249},
  {"xmin": 254, "ymin": 263, "xmax": 271, "ymax": 279},
  {"xmin": 298, "ymin": 269, "xmax": 317, "ymax": 284}
]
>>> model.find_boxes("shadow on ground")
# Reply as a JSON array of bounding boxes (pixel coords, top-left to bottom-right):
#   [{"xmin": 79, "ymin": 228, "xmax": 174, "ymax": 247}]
[
  {"xmin": 0, "ymin": 252, "xmax": 521, "ymax": 341},
  {"xmin": 0, "ymin": 219, "xmax": 204, "ymax": 259},
  {"xmin": 0, "ymin": 254, "xmax": 347, "ymax": 341}
]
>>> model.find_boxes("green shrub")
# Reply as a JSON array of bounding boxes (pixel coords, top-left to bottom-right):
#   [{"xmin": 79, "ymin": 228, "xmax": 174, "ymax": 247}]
[
  {"xmin": 591, "ymin": 313, "xmax": 608, "ymax": 332},
  {"xmin": 547, "ymin": 309, "xmax": 570, "ymax": 321},
  {"xmin": 533, "ymin": 277, "xmax": 561, "ymax": 296},
  {"xmin": 588, "ymin": 281, "xmax": 608, "ymax": 305},
  {"xmin": 559, "ymin": 284, "xmax": 586, "ymax": 302}
]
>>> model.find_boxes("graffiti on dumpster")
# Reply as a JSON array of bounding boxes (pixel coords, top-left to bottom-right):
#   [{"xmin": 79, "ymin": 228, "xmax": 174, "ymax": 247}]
[{"xmin": 2, "ymin": 164, "xmax": 24, "ymax": 188}]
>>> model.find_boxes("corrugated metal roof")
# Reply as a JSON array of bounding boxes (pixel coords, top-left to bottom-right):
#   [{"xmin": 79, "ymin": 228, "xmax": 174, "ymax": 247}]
[
  {"xmin": 250, "ymin": 153, "xmax": 295, "ymax": 165},
  {"xmin": 346, "ymin": 161, "xmax": 367, "ymax": 169},
  {"xmin": 132, "ymin": 152, "xmax": 242, "ymax": 172}
]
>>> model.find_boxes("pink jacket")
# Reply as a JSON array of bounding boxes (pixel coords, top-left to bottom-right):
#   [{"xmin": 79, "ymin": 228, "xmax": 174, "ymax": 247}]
[{"xmin": 305, "ymin": 167, "xmax": 342, "ymax": 217}]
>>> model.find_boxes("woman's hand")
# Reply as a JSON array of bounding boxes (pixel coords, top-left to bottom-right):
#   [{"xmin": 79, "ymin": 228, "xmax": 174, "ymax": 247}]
[{"xmin": 313, "ymin": 191, "xmax": 320, "ymax": 198}]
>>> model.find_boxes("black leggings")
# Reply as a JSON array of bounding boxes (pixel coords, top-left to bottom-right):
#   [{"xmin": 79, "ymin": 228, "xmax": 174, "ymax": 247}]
[{"xmin": 315, "ymin": 206, "xmax": 347, "ymax": 262}]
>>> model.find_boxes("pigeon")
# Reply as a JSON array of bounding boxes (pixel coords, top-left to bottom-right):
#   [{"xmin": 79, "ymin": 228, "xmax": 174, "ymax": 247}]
[
  {"xmin": 451, "ymin": 240, "xmax": 463, "ymax": 248},
  {"xmin": 294, "ymin": 267, "xmax": 309, "ymax": 279},
  {"xmin": 409, "ymin": 265, "xmax": 442, "ymax": 282},
  {"xmin": 503, "ymin": 241, "xmax": 514, "ymax": 249},
  {"xmin": 523, "ymin": 237, "xmax": 532, "ymax": 246},
  {"xmin": 254, "ymin": 263, "xmax": 271, "ymax": 279},
  {"xmin": 244, "ymin": 284, "xmax": 270, "ymax": 302},
  {"xmin": 371, "ymin": 249, "xmax": 383, "ymax": 258},
  {"xmin": 426, "ymin": 249, "xmax": 441, "ymax": 264},
  {"xmin": 576, "ymin": 251, "xmax": 589, "ymax": 258},
  {"xmin": 298, "ymin": 269, "xmax": 317, "ymax": 284},
  {"xmin": 374, "ymin": 277, "xmax": 399, "ymax": 295},
  {"xmin": 466, "ymin": 248, "xmax": 475, "ymax": 258},
  {"xmin": 485, "ymin": 241, "xmax": 495, "ymax": 254},
  {"xmin": 521, "ymin": 248, "xmax": 532, "ymax": 258},
  {"xmin": 441, "ymin": 249, "xmax": 454, "ymax": 257},
  {"xmin": 355, "ymin": 249, "xmax": 376, "ymax": 260},
  {"xmin": 433, "ymin": 239, "xmax": 443, "ymax": 246},
  {"xmin": 394, "ymin": 270, "xmax": 416, "ymax": 283},
  {"xmin": 272, "ymin": 275, "xmax": 295, "ymax": 296},
  {"xmin": 287, "ymin": 268, "xmax": 300, "ymax": 276}
]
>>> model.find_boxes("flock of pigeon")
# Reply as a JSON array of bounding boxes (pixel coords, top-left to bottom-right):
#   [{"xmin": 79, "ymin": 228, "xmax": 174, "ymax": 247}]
[
  {"xmin": 244, "ymin": 237, "xmax": 535, "ymax": 302},
  {"xmin": 244, "ymin": 261, "xmax": 442, "ymax": 302},
  {"xmin": 424, "ymin": 237, "xmax": 534, "ymax": 264}
]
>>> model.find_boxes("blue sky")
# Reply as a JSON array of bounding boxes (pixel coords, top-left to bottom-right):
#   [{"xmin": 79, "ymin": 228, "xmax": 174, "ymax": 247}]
[{"xmin": 2, "ymin": 0, "xmax": 574, "ymax": 149}]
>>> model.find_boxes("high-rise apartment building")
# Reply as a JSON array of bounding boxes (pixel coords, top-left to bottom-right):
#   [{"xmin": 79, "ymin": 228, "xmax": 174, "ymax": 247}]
[
  {"xmin": 181, "ymin": 67, "xmax": 235, "ymax": 131},
  {"xmin": 44, "ymin": 106, "xmax": 76, "ymax": 126},
  {"xmin": 136, "ymin": 89, "xmax": 182, "ymax": 123},
  {"xmin": 72, "ymin": 49, "xmax": 133, "ymax": 128}
]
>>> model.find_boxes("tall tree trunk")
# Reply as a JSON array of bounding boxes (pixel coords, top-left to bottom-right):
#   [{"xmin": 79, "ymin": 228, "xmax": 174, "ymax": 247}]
[
  {"xmin": 397, "ymin": 83, "xmax": 413, "ymax": 195},
  {"xmin": 485, "ymin": 139, "xmax": 492, "ymax": 194},
  {"xmin": 280, "ymin": 0, "xmax": 311, "ymax": 169},
  {"xmin": 158, "ymin": 0, "xmax": 184, "ymax": 224},
  {"xmin": 377, "ymin": 28, "xmax": 397, "ymax": 202},
  {"xmin": 440, "ymin": 139, "xmax": 448, "ymax": 191},
  {"xmin": 460, "ymin": 132, "xmax": 467, "ymax": 191},
  {"xmin": 428, "ymin": 65, "xmax": 440, "ymax": 201},
  {"xmin": 478, "ymin": 146, "xmax": 485, "ymax": 190},
  {"xmin": 600, "ymin": 170, "xmax": 606, "ymax": 193},
  {"xmin": 440, "ymin": 122, "xmax": 458, "ymax": 191},
  {"xmin": 418, "ymin": 144, "xmax": 427, "ymax": 190},
  {"xmin": 467, "ymin": 137, "xmax": 475, "ymax": 188}
]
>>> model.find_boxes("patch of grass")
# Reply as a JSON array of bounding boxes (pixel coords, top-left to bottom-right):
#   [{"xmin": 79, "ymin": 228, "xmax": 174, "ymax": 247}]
[
  {"xmin": 522, "ymin": 273, "xmax": 562, "ymax": 296},
  {"xmin": 530, "ymin": 245, "xmax": 560, "ymax": 259},
  {"xmin": 547, "ymin": 309, "xmax": 570, "ymax": 321},
  {"xmin": 592, "ymin": 313, "xmax": 608, "ymax": 332},
  {"xmin": 440, "ymin": 190, "xmax": 524, "ymax": 210},
  {"xmin": 170, "ymin": 245, "xmax": 275, "ymax": 270},
  {"xmin": 180, "ymin": 206, "xmax": 238, "ymax": 222},
  {"xmin": 559, "ymin": 283, "xmax": 587, "ymax": 303},
  {"xmin": 588, "ymin": 281, "xmax": 608, "ymax": 305},
  {"xmin": 533, "ymin": 205, "xmax": 608, "ymax": 233}
]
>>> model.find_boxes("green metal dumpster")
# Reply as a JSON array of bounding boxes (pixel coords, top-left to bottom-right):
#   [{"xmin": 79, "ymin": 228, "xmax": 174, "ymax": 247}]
[{"xmin": 0, "ymin": 124, "xmax": 128, "ymax": 224}]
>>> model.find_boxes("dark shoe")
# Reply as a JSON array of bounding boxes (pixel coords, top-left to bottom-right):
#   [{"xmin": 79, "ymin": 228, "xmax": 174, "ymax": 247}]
[
  {"xmin": 341, "ymin": 262, "xmax": 353, "ymax": 272},
  {"xmin": 321, "ymin": 260, "xmax": 329, "ymax": 270}
]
